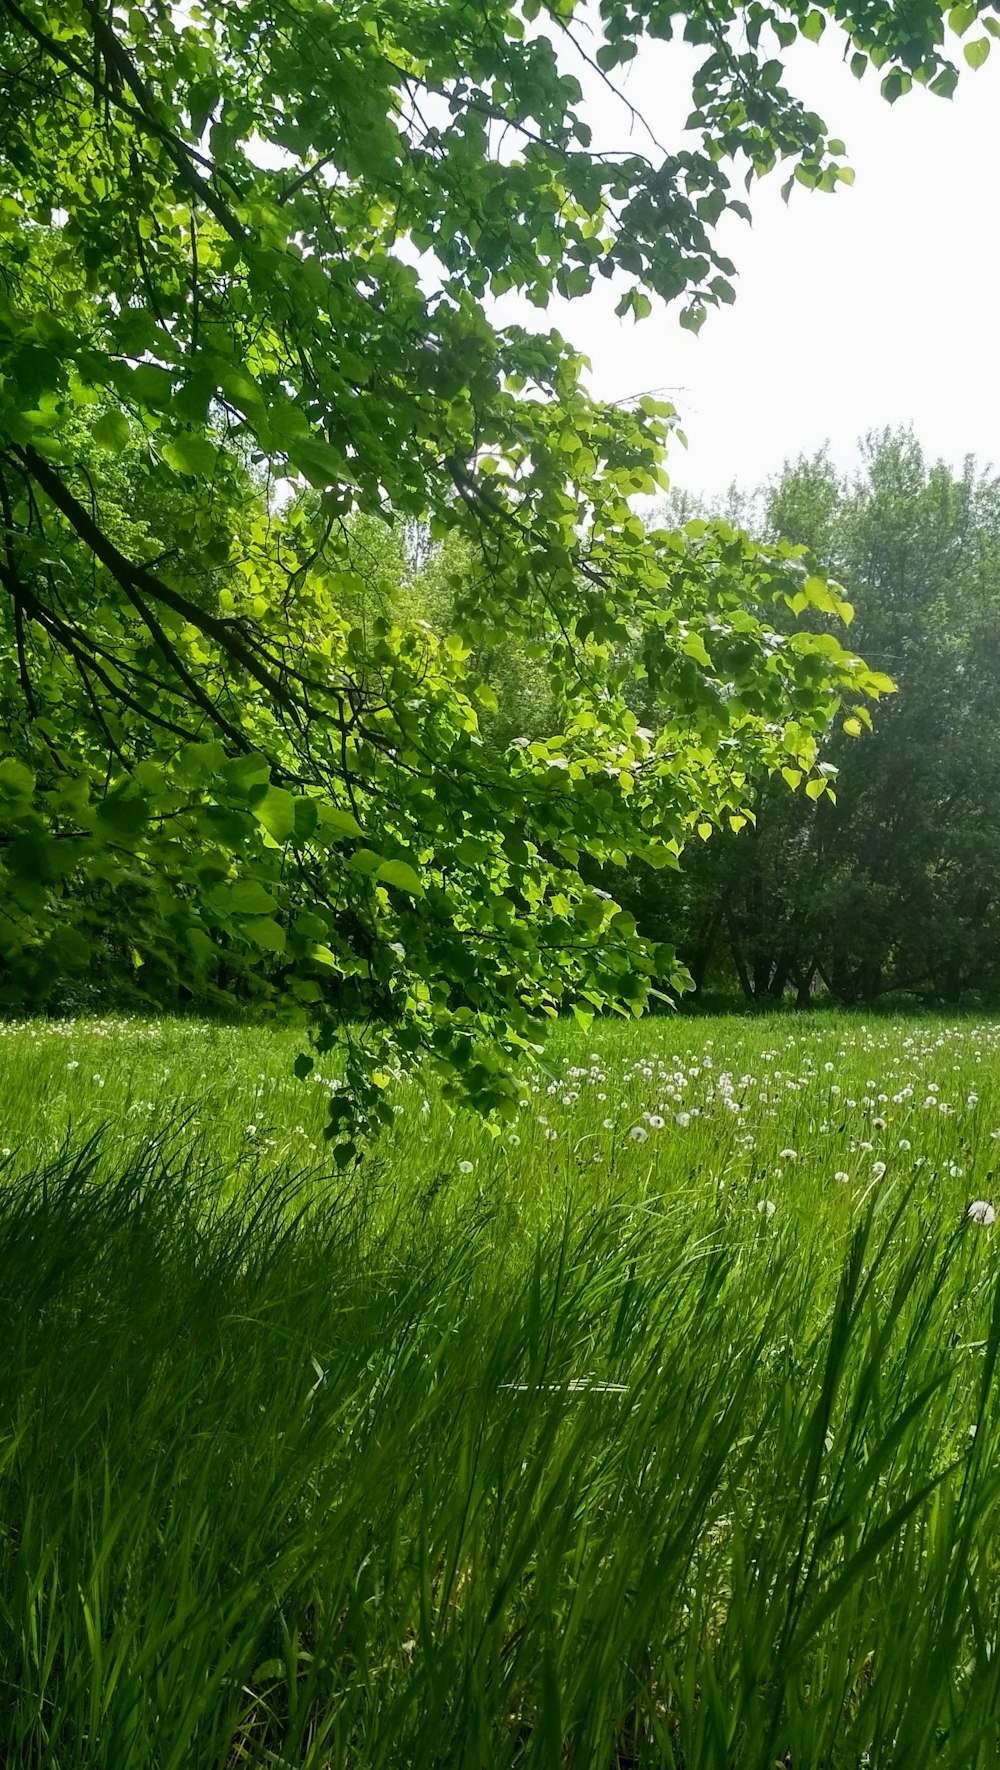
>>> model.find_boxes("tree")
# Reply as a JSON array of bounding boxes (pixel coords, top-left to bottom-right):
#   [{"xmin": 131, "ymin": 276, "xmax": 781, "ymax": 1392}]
[
  {"xmin": 0, "ymin": 0, "xmax": 964, "ymax": 1148},
  {"xmin": 652, "ymin": 432, "xmax": 1000, "ymax": 1006},
  {"xmin": 801, "ymin": 433, "xmax": 1000, "ymax": 1003}
]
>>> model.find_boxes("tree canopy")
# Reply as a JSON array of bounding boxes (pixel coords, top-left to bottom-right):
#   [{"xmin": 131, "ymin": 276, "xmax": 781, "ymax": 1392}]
[{"xmin": 0, "ymin": 0, "xmax": 978, "ymax": 1149}]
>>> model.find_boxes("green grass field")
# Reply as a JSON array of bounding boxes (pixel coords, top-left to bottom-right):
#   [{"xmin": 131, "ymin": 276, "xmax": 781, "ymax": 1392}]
[{"xmin": 3, "ymin": 1011, "xmax": 1000, "ymax": 1766}]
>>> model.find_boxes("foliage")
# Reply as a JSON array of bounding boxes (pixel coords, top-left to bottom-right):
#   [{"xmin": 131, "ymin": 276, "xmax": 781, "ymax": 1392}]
[
  {"xmin": 0, "ymin": 0, "xmax": 971, "ymax": 1141},
  {"xmin": 4, "ymin": 1011, "xmax": 1000, "ymax": 1764}
]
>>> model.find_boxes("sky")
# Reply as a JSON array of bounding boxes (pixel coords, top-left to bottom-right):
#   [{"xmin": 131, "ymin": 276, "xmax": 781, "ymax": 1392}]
[{"xmin": 495, "ymin": 20, "xmax": 1000, "ymax": 502}]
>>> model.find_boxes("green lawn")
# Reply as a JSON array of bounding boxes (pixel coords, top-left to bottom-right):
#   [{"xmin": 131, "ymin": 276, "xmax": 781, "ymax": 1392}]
[{"xmin": 3, "ymin": 1011, "xmax": 1000, "ymax": 1765}]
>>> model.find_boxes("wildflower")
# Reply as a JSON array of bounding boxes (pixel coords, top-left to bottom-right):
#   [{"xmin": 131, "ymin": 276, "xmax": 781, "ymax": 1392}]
[
  {"xmin": 66, "ymin": 1060, "xmax": 79, "ymax": 1071},
  {"xmin": 245, "ymin": 1124, "xmax": 257, "ymax": 1137},
  {"xmin": 629, "ymin": 1125, "xmax": 648, "ymax": 1144},
  {"xmin": 543, "ymin": 1127, "xmax": 558, "ymax": 1142},
  {"xmin": 967, "ymin": 1200, "xmax": 996, "ymax": 1226},
  {"xmin": 872, "ymin": 1161, "xmax": 886, "ymax": 1180},
  {"xmin": 675, "ymin": 1111, "xmax": 691, "ymax": 1128},
  {"xmin": 898, "ymin": 1138, "xmax": 911, "ymax": 1151},
  {"xmin": 602, "ymin": 1117, "xmax": 614, "ymax": 1130},
  {"xmin": 778, "ymin": 1148, "xmax": 797, "ymax": 1162},
  {"xmin": 648, "ymin": 1114, "xmax": 665, "ymax": 1130},
  {"xmin": 757, "ymin": 1199, "xmax": 777, "ymax": 1219},
  {"xmin": 872, "ymin": 1116, "xmax": 886, "ymax": 1129},
  {"xmin": 508, "ymin": 1133, "xmax": 521, "ymax": 1148},
  {"xmin": 834, "ymin": 1171, "xmax": 850, "ymax": 1184},
  {"xmin": 458, "ymin": 1160, "xmax": 474, "ymax": 1174}
]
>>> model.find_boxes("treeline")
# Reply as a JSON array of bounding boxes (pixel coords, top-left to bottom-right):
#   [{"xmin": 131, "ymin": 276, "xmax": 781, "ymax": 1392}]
[{"xmin": 621, "ymin": 429, "xmax": 1000, "ymax": 1006}]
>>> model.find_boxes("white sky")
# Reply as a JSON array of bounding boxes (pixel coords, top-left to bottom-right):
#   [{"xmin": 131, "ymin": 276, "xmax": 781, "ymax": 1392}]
[{"xmin": 496, "ymin": 22, "xmax": 1000, "ymax": 500}]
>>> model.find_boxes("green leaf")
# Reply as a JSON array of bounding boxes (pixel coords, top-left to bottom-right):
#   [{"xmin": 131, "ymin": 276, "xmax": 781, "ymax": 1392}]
[
  {"xmin": 175, "ymin": 740, "xmax": 225, "ymax": 787},
  {"xmin": 96, "ymin": 790, "xmax": 150, "ymax": 837},
  {"xmin": 964, "ymin": 35, "xmax": 990, "ymax": 66},
  {"xmin": 243, "ymin": 916, "xmax": 286, "ymax": 953},
  {"xmin": 349, "ymin": 848, "xmax": 385, "ymax": 876},
  {"xmin": 213, "ymin": 879, "xmax": 280, "ymax": 914},
  {"xmin": 288, "ymin": 437, "xmax": 352, "ymax": 488},
  {"xmin": 316, "ymin": 803, "xmax": 363, "ymax": 840},
  {"xmin": 376, "ymin": 858, "xmax": 424, "ymax": 895},
  {"xmin": 252, "ymin": 786, "xmax": 296, "ymax": 843},
  {"xmin": 293, "ymin": 796, "xmax": 318, "ymax": 841},
  {"xmin": 0, "ymin": 758, "xmax": 35, "ymax": 801},
  {"xmin": 161, "ymin": 433, "xmax": 219, "ymax": 477},
  {"xmin": 92, "ymin": 409, "xmax": 131, "ymax": 453},
  {"xmin": 223, "ymin": 753, "xmax": 271, "ymax": 796}
]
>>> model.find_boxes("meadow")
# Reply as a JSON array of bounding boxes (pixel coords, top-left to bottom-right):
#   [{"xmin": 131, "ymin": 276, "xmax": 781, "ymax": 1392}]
[{"xmin": 3, "ymin": 1010, "xmax": 1000, "ymax": 1767}]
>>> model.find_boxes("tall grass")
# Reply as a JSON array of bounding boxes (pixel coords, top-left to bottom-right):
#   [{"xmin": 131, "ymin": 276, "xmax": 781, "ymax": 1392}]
[{"xmin": 2, "ymin": 1014, "xmax": 1000, "ymax": 1763}]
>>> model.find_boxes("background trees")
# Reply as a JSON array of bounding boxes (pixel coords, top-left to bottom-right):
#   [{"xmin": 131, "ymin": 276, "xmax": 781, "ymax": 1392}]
[{"xmin": 633, "ymin": 431, "xmax": 1000, "ymax": 1006}]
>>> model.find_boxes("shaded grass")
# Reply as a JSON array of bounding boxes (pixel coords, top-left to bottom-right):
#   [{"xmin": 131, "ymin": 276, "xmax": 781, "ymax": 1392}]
[{"xmin": 2, "ymin": 1129, "xmax": 1000, "ymax": 1764}]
